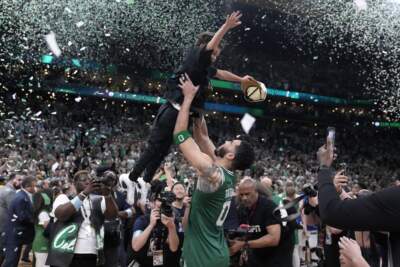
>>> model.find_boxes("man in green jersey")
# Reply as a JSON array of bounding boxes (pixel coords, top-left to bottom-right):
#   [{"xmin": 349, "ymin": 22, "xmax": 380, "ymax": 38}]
[{"xmin": 173, "ymin": 74, "xmax": 255, "ymax": 267}]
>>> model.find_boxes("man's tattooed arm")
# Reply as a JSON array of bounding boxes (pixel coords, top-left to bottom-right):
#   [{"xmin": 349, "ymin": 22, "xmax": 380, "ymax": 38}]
[{"xmin": 197, "ymin": 164, "xmax": 224, "ymax": 193}]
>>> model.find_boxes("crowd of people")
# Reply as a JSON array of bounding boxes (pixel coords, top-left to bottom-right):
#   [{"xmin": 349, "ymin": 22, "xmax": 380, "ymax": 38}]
[
  {"xmin": 0, "ymin": 92, "xmax": 398, "ymax": 267},
  {"xmin": 0, "ymin": 8, "xmax": 398, "ymax": 267}
]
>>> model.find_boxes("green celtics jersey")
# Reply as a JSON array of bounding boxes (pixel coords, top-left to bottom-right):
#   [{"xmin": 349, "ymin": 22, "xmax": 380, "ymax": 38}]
[{"xmin": 183, "ymin": 167, "xmax": 235, "ymax": 267}]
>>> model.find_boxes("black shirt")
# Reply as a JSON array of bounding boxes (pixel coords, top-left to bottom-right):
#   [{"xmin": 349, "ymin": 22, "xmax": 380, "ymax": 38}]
[
  {"xmin": 132, "ymin": 214, "xmax": 180, "ymax": 267},
  {"xmin": 164, "ymin": 46, "xmax": 217, "ymax": 109},
  {"xmin": 237, "ymin": 195, "xmax": 294, "ymax": 267}
]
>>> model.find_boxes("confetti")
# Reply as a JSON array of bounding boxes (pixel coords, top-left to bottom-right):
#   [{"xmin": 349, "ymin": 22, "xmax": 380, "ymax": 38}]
[
  {"xmin": 76, "ymin": 21, "xmax": 85, "ymax": 28},
  {"xmin": 75, "ymin": 96, "xmax": 82, "ymax": 102},
  {"xmin": 354, "ymin": 0, "xmax": 368, "ymax": 11},
  {"xmin": 44, "ymin": 31, "xmax": 62, "ymax": 57},
  {"xmin": 240, "ymin": 113, "xmax": 256, "ymax": 134},
  {"xmin": 277, "ymin": 0, "xmax": 400, "ymax": 119}
]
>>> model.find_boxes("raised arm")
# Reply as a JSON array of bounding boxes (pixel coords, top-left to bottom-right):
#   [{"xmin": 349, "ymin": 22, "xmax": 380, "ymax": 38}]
[
  {"xmin": 173, "ymin": 74, "xmax": 222, "ymax": 186},
  {"xmin": 317, "ymin": 140, "xmax": 400, "ymax": 232},
  {"xmin": 206, "ymin": 11, "xmax": 242, "ymax": 52},
  {"xmin": 318, "ymin": 168, "xmax": 400, "ymax": 232},
  {"xmin": 215, "ymin": 69, "xmax": 254, "ymax": 84},
  {"xmin": 193, "ymin": 116, "xmax": 217, "ymax": 161}
]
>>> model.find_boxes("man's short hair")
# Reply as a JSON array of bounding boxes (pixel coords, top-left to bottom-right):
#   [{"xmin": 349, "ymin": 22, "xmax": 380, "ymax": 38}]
[
  {"xmin": 196, "ymin": 31, "xmax": 217, "ymax": 47},
  {"xmin": 21, "ymin": 176, "xmax": 36, "ymax": 189},
  {"xmin": 73, "ymin": 170, "xmax": 91, "ymax": 182},
  {"xmin": 232, "ymin": 141, "xmax": 255, "ymax": 171},
  {"xmin": 239, "ymin": 177, "xmax": 257, "ymax": 189}
]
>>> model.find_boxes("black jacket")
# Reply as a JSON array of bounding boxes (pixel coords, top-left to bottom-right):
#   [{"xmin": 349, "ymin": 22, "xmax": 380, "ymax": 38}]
[
  {"xmin": 5, "ymin": 190, "xmax": 35, "ymax": 245},
  {"xmin": 318, "ymin": 168, "xmax": 400, "ymax": 266}
]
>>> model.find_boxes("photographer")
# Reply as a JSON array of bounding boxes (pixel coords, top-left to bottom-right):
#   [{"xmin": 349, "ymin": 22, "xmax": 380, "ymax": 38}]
[
  {"xmin": 47, "ymin": 170, "xmax": 118, "ymax": 267},
  {"xmin": 230, "ymin": 177, "xmax": 294, "ymax": 267},
  {"xmin": 317, "ymin": 137, "xmax": 400, "ymax": 266},
  {"xmin": 300, "ymin": 173, "xmax": 354, "ymax": 267},
  {"xmin": 131, "ymin": 191, "xmax": 180, "ymax": 267},
  {"xmin": 98, "ymin": 169, "xmax": 135, "ymax": 267}
]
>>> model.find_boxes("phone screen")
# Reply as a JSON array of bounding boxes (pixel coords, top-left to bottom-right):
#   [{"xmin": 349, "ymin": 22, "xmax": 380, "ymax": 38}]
[{"xmin": 327, "ymin": 127, "xmax": 335, "ymax": 148}]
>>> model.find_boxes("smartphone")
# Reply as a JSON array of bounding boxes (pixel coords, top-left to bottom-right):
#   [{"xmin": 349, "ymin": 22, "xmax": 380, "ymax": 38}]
[
  {"xmin": 327, "ymin": 127, "xmax": 336, "ymax": 148},
  {"xmin": 339, "ymin": 162, "xmax": 347, "ymax": 174}
]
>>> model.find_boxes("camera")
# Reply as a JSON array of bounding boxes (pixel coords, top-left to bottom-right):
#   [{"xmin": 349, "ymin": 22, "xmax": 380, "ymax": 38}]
[
  {"xmin": 302, "ymin": 184, "xmax": 319, "ymax": 215},
  {"xmin": 225, "ymin": 224, "xmax": 260, "ymax": 240},
  {"xmin": 94, "ymin": 170, "xmax": 117, "ymax": 187},
  {"xmin": 302, "ymin": 183, "xmax": 318, "ymax": 198},
  {"xmin": 158, "ymin": 191, "xmax": 176, "ymax": 217}
]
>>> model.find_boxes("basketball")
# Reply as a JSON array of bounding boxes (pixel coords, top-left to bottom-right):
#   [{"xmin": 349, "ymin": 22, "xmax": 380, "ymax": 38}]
[{"xmin": 241, "ymin": 78, "xmax": 268, "ymax": 102}]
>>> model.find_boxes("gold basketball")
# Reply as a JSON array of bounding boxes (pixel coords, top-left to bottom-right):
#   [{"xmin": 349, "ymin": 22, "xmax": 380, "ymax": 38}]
[{"xmin": 241, "ymin": 78, "xmax": 267, "ymax": 102}]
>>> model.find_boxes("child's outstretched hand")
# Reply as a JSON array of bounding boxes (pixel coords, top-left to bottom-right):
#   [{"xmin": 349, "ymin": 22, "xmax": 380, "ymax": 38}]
[
  {"xmin": 179, "ymin": 73, "xmax": 199, "ymax": 100},
  {"xmin": 241, "ymin": 75, "xmax": 256, "ymax": 83},
  {"xmin": 224, "ymin": 11, "xmax": 242, "ymax": 30}
]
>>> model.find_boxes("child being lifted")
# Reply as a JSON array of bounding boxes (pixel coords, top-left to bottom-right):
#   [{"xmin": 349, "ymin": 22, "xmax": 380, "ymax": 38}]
[{"xmin": 129, "ymin": 11, "xmax": 256, "ymax": 183}]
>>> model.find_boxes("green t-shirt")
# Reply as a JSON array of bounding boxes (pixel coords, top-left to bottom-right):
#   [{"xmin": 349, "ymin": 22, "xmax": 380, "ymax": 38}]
[
  {"xmin": 272, "ymin": 193, "xmax": 283, "ymax": 206},
  {"xmin": 33, "ymin": 210, "xmax": 50, "ymax": 253},
  {"xmin": 182, "ymin": 167, "xmax": 235, "ymax": 267}
]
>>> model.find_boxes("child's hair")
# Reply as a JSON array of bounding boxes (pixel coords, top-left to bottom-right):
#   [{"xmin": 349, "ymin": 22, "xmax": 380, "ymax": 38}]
[{"xmin": 195, "ymin": 31, "xmax": 215, "ymax": 47}]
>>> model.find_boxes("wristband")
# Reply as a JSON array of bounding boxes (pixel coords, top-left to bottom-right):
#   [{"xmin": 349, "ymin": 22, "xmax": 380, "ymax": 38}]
[
  {"xmin": 125, "ymin": 208, "xmax": 133, "ymax": 218},
  {"xmin": 71, "ymin": 196, "xmax": 83, "ymax": 211},
  {"xmin": 173, "ymin": 130, "xmax": 191, "ymax": 145}
]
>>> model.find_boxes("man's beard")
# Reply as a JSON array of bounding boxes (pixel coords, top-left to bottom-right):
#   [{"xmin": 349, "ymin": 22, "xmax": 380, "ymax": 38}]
[
  {"xmin": 214, "ymin": 146, "xmax": 228, "ymax": 158},
  {"xmin": 13, "ymin": 182, "xmax": 21, "ymax": 190}
]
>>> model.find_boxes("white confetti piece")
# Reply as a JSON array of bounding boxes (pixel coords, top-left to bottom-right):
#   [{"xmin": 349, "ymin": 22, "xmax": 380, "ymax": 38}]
[
  {"xmin": 75, "ymin": 96, "xmax": 82, "ymax": 102},
  {"xmin": 44, "ymin": 31, "xmax": 62, "ymax": 57},
  {"xmin": 240, "ymin": 113, "xmax": 256, "ymax": 134},
  {"xmin": 354, "ymin": 0, "xmax": 368, "ymax": 11},
  {"xmin": 76, "ymin": 21, "xmax": 85, "ymax": 28}
]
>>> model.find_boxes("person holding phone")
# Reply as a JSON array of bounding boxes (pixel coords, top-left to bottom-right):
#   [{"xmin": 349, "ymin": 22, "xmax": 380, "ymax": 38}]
[
  {"xmin": 46, "ymin": 170, "xmax": 119, "ymax": 267},
  {"xmin": 317, "ymin": 132, "xmax": 400, "ymax": 266}
]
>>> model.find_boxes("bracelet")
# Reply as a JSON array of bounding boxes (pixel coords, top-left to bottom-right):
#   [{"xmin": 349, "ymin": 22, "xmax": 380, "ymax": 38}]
[{"xmin": 173, "ymin": 130, "xmax": 191, "ymax": 145}]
